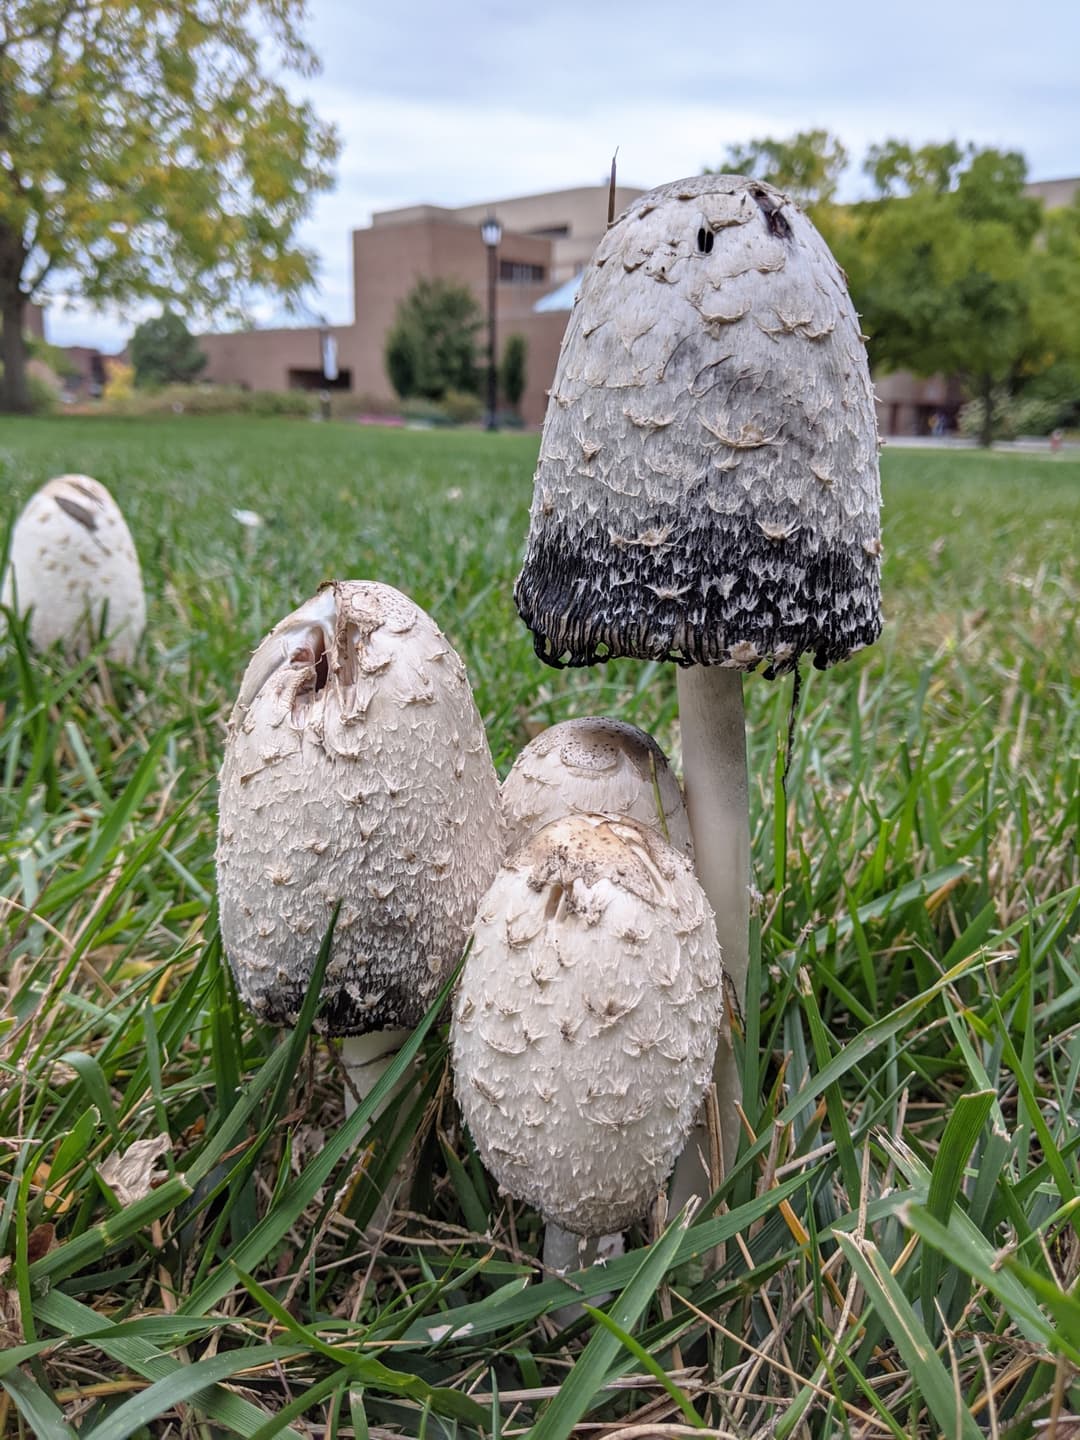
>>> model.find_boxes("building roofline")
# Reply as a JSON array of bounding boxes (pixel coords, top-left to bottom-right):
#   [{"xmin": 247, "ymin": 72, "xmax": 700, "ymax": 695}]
[{"xmin": 372, "ymin": 181, "xmax": 647, "ymax": 224}]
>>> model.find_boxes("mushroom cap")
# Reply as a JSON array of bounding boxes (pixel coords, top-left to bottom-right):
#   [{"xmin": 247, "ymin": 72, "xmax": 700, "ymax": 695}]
[
  {"xmin": 515, "ymin": 175, "xmax": 882, "ymax": 678},
  {"xmin": 501, "ymin": 717, "xmax": 692, "ymax": 859},
  {"xmin": 216, "ymin": 580, "xmax": 504, "ymax": 1035},
  {"xmin": 2, "ymin": 475, "xmax": 146, "ymax": 663},
  {"xmin": 451, "ymin": 813, "xmax": 723, "ymax": 1236}
]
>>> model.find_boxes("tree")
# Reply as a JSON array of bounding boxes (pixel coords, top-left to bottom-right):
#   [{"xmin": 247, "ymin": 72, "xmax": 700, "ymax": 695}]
[
  {"xmin": 131, "ymin": 311, "xmax": 207, "ymax": 388},
  {"xmin": 713, "ymin": 129, "xmax": 849, "ymax": 217},
  {"xmin": 383, "ymin": 279, "xmax": 482, "ymax": 401},
  {"xmin": 839, "ymin": 143, "xmax": 1048, "ymax": 446},
  {"xmin": 500, "ymin": 333, "xmax": 527, "ymax": 411},
  {"xmin": 0, "ymin": 1, "xmax": 339, "ymax": 412}
]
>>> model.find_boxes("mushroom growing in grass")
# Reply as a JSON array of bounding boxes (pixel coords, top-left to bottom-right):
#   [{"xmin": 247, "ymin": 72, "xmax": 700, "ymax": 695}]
[
  {"xmin": 451, "ymin": 813, "xmax": 722, "ymax": 1256},
  {"xmin": 501, "ymin": 716, "xmax": 692, "ymax": 859},
  {"xmin": 2, "ymin": 475, "xmax": 146, "ymax": 663},
  {"xmin": 501, "ymin": 716, "xmax": 695, "ymax": 1277},
  {"xmin": 514, "ymin": 175, "xmax": 883, "ymax": 1194},
  {"xmin": 216, "ymin": 580, "xmax": 504, "ymax": 1167}
]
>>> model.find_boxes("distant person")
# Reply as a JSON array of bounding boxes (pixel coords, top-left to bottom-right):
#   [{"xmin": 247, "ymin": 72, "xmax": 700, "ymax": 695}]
[
  {"xmin": 1050, "ymin": 428, "xmax": 1064, "ymax": 454},
  {"xmin": 931, "ymin": 411, "xmax": 947, "ymax": 438}
]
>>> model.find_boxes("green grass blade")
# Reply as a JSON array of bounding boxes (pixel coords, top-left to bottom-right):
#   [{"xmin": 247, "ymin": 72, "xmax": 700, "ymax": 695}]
[
  {"xmin": 0, "ymin": 1366, "xmax": 77, "ymax": 1440},
  {"xmin": 899, "ymin": 1199, "xmax": 1080, "ymax": 1363},
  {"xmin": 835, "ymin": 1233, "xmax": 983, "ymax": 1440},
  {"xmin": 580, "ymin": 1304, "xmax": 706, "ymax": 1428},
  {"xmin": 78, "ymin": 1345, "xmax": 304, "ymax": 1440},
  {"xmin": 181, "ymin": 958, "xmax": 461, "ymax": 1315},
  {"xmin": 920, "ymin": 1087, "xmax": 995, "ymax": 1334},
  {"xmin": 530, "ymin": 1211, "xmax": 692, "ymax": 1440},
  {"xmin": 33, "ymin": 1291, "xmax": 306, "ymax": 1439}
]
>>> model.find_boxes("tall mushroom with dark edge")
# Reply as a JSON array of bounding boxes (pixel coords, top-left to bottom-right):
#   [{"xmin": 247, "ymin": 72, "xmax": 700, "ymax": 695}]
[
  {"xmin": 217, "ymin": 580, "xmax": 504, "ymax": 1179},
  {"xmin": 515, "ymin": 174, "xmax": 882, "ymax": 1194},
  {"xmin": 2, "ymin": 475, "xmax": 146, "ymax": 664}
]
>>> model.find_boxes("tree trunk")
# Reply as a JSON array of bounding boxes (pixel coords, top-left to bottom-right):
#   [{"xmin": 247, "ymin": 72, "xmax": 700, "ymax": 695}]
[
  {"xmin": 0, "ymin": 283, "xmax": 31, "ymax": 414},
  {"xmin": 978, "ymin": 374, "xmax": 994, "ymax": 449}
]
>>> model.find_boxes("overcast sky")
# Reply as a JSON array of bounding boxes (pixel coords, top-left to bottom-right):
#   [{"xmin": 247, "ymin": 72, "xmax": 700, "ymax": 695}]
[{"xmin": 45, "ymin": 0, "xmax": 1080, "ymax": 351}]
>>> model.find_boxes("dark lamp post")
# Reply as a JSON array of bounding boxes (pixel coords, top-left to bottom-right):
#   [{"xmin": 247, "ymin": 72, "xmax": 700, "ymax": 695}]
[{"xmin": 481, "ymin": 215, "xmax": 502, "ymax": 431}]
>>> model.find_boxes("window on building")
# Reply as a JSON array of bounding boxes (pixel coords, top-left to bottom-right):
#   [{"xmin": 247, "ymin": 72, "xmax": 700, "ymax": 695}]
[
  {"xmin": 288, "ymin": 367, "xmax": 353, "ymax": 392},
  {"xmin": 527, "ymin": 225, "xmax": 570, "ymax": 238},
  {"xmin": 499, "ymin": 260, "xmax": 546, "ymax": 284}
]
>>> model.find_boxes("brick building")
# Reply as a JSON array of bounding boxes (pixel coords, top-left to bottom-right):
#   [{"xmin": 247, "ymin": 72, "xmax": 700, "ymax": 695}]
[
  {"xmin": 199, "ymin": 185, "xmax": 644, "ymax": 428},
  {"xmin": 197, "ymin": 176, "xmax": 1080, "ymax": 433}
]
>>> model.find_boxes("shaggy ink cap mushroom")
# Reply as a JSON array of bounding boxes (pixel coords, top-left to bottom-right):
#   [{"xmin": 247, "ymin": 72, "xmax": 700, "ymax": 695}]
[
  {"xmin": 514, "ymin": 175, "xmax": 883, "ymax": 1204},
  {"xmin": 2, "ymin": 474, "xmax": 146, "ymax": 664},
  {"xmin": 501, "ymin": 716, "xmax": 692, "ymax": 859},
  {"xmin": 216, "ymin": 579, "xmax": 504, "ymax": 1037},
  {"xmin": 451, "ymin": 813, "xmax": 723, "ymax": 1237},
  {"xmin": 515, "ymin": 174, "xmax": 883, "ymax": 679}
]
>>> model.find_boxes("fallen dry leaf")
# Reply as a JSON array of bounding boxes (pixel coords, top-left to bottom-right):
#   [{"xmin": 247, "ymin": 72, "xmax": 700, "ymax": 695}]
[
  {"xmin": 26, "ymin": 1222, "xmax": 56, "ymax": 1263},
  {"xmin": 99, "ymin": 1133, "xmax": 172, "ymax": 1205},
  {"xmin": 0, "ymin": 1283, "xmax": 21, "ymax": 1347}
]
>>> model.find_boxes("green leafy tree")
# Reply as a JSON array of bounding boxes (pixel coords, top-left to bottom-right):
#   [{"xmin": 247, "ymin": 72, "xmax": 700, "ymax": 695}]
[
  {"xmin": 131, "ymin": 311, "xmax": 207, "ymax": 388},
  {"xmin": 500, "ymin": 333, "xmax": 527, "ymax": 410},
  {"xmin": 714, "ymin": 129, "xmax": 849, "ymax": 219},
  {"xmin": 0, "ymin": 1, "xmax": 339, "ymax": 412},
  {"xmin": 840, "ymin": 143, "xmax": 1048, "ymax": 446},
  {"xmin": 383, "ymin": 279, "xmax": 482, "ymax": 401}
]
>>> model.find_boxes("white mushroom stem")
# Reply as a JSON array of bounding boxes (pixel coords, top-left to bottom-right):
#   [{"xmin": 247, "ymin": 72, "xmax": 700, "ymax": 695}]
[
  {"xmin": 542, "ymin": 1225, "xmax": 624, "ymax": 1326},
  {"xmin": 671, "ymin": 666, "xmax": 749, "ymax": 1208},
  {"xmin": 341, "ymin": 1028, "xmax": 414, "ymax": 1234},
  {"xmin": 341, "ymin": 1029, "xmax": 412, "ymax": 1120},
  {"xmin": 543, "ymin": 1224, "xmax": 600, "ymax": 1276}
]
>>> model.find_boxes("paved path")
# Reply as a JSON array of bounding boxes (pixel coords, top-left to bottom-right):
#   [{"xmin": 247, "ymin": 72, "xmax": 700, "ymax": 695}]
[{"xmin": 884, "ymin": 435, "xmax": 1079, "ymax": 455}]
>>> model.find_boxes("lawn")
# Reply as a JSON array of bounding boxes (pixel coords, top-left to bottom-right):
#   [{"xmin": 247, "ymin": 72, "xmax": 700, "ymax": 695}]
[{"xmin": 1, "ymin": 416, "xmax": 1079, "ymax": 1438}]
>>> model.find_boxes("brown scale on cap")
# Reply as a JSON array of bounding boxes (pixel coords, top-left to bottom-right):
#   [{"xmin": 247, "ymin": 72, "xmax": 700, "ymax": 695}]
[{"xmin": 515, "ymin": 175, "xmax": 883, "ymax": 679}]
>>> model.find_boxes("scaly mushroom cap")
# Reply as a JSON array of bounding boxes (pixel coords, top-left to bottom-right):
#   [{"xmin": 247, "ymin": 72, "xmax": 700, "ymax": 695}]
[
  {"xmin": 501, "ymin": 717, "xmax": 692, "ymax": 859},
  {"xmin": 515, "ymin": 175, "xmax": 882, "ymax": 678},
  {"xmin": 452, "ymin": 813, "xmax": 723, "ymax": 1236},
  {"xmin": 2, "ymin": 475, "xmax": 146, "ymax": 663},
  {"xmin": 217, "ymin": 580, "xmax": 504, "ymax": 1034}
]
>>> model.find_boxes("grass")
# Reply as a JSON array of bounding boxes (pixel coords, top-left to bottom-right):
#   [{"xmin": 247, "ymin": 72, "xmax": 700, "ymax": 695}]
[{"xmin": 0, "ymin": 415, "xmax": 1078, "ymax": 1438}]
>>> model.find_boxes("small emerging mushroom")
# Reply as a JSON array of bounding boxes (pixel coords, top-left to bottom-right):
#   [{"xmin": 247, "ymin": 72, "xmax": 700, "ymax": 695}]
[
  {"xmin": 501, "ymin": 716, "xmax": 694, "ymax": 1281},
  {"xmin": 217, "ymin": 580, "xmax": 504, "ymax": 1148},
  {"xmin": 2, "ymin": 475, "xmax": 146, "ymax": 663},
  {"xmin": 501, "ymin": 716, "xmax": 692, "ymax": 859},
  {"xmin": 451, "ymin": 813, "xmax": 722, "ymax": 1239}
]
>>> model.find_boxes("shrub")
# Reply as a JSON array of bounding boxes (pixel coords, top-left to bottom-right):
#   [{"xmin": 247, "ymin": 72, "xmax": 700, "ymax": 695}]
[
  {"xmin": 959, "ymin": 388, "xmax": 1074, "ymax": 440},
  {"xmin": 131, "ymin": 312, "xmax": 208, "ymax": 388},
  {"xmin": 500, "ymin": 333, "xmax": 527, "ymax": 410},
  {"xmin": 441, "ymin": 389, "xmax": 483, "ymax": 425},
  {"xmin": 103, "ymin": 360, "xmax": 135, "ymax": 402},
  {"xmin": 329, "ymin": 392, "xmax": 403, "ymax": 421},
  {"xmin": 28, "ymin": 373, "xmax": 58, "ymax": 415},
  {"xmin": 400, "ymin": 397, "xmax": 454, "ymax": 427},
  {"xmin": 94, "ymin": 384, "xmax": 316, "ymax": 419},
  {"xmin": 384, "ymin": 278, "xmax": 482, "ymax": 400},
  {"xmin": 385, "ymin": 327, "xmax": 417, "ymax": 399},
  {"xmin": 1009, "ymin": 395, "xmax": 1067, "ymax": 437}
]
